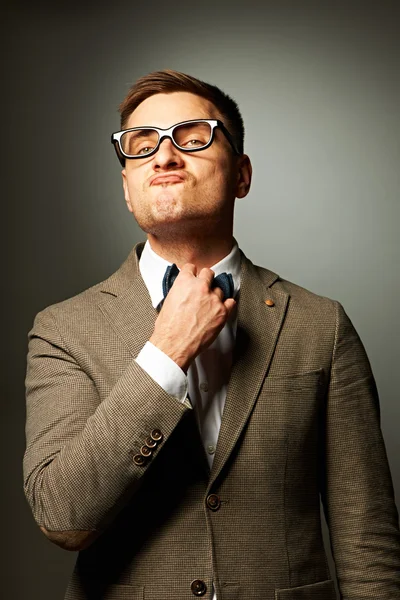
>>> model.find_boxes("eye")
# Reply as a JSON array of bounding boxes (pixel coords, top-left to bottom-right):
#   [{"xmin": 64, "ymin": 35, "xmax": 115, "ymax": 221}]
[
  {"xmin": 137, "ymin": 145, "xmax": 155, "ymax": 155},
  {"xmin": 174, "ymin": 123, "xmax": 211, "ymax": 149},
  {"xmin": 182, "ymin": 138, "xmax": 204, "ymax": 148}
]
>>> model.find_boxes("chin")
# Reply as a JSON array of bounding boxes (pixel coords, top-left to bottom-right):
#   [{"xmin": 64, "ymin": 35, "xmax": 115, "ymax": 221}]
[{"xmin": 143, "ymin": 215, "xmax": 210, "ymax": 238}]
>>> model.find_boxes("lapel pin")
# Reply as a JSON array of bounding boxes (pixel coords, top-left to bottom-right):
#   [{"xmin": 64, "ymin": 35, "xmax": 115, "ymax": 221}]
[{"xmin": 264, "ymin": 298, "xmax": 275, "ymax": 307}]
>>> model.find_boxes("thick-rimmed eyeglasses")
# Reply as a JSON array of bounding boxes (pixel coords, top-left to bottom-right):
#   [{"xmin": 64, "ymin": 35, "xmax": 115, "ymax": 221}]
[{"xmin": 111, "ymin": 119, "xmax": 240, "ymax": 166}]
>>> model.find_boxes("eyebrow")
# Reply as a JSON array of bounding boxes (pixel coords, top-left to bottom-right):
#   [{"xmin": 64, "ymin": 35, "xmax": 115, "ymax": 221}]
[{"xmin": 128, "ymin": 128, "xmax": 157, "ymax": 140}]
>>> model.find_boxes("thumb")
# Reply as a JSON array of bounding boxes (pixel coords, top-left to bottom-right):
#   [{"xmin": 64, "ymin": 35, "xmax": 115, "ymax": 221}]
[{"xmin": 224, "ymin": 298, "xmax": 237, "ymax": 317}]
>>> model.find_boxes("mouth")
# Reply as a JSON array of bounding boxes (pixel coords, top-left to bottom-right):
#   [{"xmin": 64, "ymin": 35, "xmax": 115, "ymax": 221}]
[{"xmin": 150, "ymin": 174, "xmax": 185, "ymax": 186}]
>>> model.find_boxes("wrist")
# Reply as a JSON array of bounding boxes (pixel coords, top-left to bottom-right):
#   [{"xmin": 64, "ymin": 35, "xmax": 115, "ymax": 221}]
[{"xmin": 149, "ymin": 335, "xmax": 193, "ymax": 373}]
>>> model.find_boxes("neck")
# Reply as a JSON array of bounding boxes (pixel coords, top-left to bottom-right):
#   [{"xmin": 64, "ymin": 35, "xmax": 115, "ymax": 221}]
[{"xmin": 147, "ymin": 232, "xmax": 235, "ymax": 271}]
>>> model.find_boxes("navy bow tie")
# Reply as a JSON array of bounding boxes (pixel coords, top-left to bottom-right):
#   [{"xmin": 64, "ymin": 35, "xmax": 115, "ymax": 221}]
[{"xmin": 162, "ymin": 264, "xmax": 234, "ymax": 301}]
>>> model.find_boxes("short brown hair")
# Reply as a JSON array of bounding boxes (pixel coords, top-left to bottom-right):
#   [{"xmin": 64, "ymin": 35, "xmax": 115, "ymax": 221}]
[{"xmin": 118, "ymin": 69, "xmax": 245, "ymax": 155}]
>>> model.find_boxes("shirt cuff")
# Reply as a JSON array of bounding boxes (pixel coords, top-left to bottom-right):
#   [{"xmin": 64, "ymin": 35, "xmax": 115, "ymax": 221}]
[{"xmin": 135, "ymin": 341, "xmax": 188, "ymax": 404}]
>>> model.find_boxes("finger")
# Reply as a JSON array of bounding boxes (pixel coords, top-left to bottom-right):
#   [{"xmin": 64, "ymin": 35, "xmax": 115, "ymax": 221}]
[
  {"xmin": 224, "ymin": 298, "xmax": 237, "ymax": 316},
  {"xmin": 180, "ymin": 263, "xmax": 197, "ymax": 276},
  {"xmin": 197, "ymin": 267, "xmax": 215, "ymax": 287},
  {"xmin": 212, "ymin": 286, "xmax": 224, "ymax": 301}
]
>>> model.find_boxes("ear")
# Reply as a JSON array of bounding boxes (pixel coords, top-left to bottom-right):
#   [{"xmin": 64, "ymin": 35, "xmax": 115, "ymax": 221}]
[
  {"xmin": 121, "ymin": 169, "xmax": 134, "ymax": 213},
  {"xmin": 235, "ymin": 154, "xmax": 252, "ymax": 199}
]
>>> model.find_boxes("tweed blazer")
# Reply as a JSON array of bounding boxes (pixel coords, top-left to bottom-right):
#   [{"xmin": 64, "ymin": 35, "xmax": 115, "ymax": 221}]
[{"xmin": 24, "ymin": 242, "xmax": 400, "ymax": 600}]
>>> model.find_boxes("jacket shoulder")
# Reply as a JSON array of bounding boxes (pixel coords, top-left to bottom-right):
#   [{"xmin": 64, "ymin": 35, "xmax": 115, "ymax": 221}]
[
  {"xmin": 33, "ymin": 279, "xmax": 109, "ymax": 324},
  {"xmin": 253, "ymin": 261, "xmax": 339, "ymax": 309},
  {"xmin": 31, "ymin": 245, "xmax": 140, "ymax": 326},
  {"xmin": 275, "ymin": 275, "xmax": 337, "ymax": 306}
]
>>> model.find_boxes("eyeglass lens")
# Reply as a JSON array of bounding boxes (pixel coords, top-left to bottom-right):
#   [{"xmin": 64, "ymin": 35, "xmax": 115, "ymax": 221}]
[{"xmin": 120, "ymin": 121, "xmax": 212, "ymax": 157}]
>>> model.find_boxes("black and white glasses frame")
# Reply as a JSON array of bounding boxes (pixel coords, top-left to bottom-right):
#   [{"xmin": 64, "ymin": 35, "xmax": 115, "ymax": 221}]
[{"xmin": 111, "ymin": 118, "xmax": 240, "ymax": 167}]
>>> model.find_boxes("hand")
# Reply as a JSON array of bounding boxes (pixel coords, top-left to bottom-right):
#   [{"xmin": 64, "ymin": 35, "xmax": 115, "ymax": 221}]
[{"xmin": 149, "ymin": 264, "xmax": 236, "ymax": 372}]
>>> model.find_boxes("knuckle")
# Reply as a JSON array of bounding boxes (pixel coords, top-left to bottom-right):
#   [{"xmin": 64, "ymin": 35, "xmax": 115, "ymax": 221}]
[
  {"xmin": 198, "ymin": 280, "xmax": 210, "ymax": 295},
  {"xmin": 209, "ymin": 291, "xmax": 220, "ymax": 304},
  {"xmin": 181, "ymin": 263, "xmax": 196, "ymax": 275}
]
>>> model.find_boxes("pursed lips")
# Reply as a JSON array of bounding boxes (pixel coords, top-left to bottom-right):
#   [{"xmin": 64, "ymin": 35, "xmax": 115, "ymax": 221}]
[{"xmin": 150, "ymin": 174, "xmax": 185, "ymax": 186}]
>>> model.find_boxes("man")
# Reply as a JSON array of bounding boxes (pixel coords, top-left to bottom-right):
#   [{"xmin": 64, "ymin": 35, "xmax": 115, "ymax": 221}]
[{"xmin": 24, "ymin": 69, "xmax": 400, "ymax": 600}]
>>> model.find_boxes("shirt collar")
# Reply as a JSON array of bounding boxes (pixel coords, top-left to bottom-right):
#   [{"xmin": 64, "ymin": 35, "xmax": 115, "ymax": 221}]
[{"xmin": 139, "ymin": 239, "xmax": 242, "ymax": 309}]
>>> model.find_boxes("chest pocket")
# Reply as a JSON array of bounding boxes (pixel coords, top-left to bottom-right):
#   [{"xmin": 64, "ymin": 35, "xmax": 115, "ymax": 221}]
[{"xmin": 247, "ymin": 369, "xmax": 326, "ymax": 453}]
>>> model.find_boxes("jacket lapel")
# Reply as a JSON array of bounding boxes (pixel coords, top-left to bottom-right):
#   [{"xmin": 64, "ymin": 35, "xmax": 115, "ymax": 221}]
[
  {"xmin": 97, "ymin": 243, "xmax": 158, "ymax": 359},
  {"xmin": 208, "ymin": 251, "xmax": 289, "ymax": 488}
]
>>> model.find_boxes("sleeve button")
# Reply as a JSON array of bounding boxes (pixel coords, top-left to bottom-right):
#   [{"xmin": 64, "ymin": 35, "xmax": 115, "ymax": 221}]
[
  {"xmin": 145, "ymin": 436, "xmax": 157, "ymax": 448},
  {"xmin": 150, "ymin": 429, "xmax": 163, "ymax": 442},
  {"xmin": 140, "ymin": 445, "xmax": 152, "ymax": 457},
  {"xmin": 133, "ymin": 454, "xmax": 146, "ymax": 466}
]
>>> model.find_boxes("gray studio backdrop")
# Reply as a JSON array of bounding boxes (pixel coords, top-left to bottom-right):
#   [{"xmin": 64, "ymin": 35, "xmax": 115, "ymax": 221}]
[{"xmin": 5, "ymin": 2, "xmax": 399, "ymax": 599}]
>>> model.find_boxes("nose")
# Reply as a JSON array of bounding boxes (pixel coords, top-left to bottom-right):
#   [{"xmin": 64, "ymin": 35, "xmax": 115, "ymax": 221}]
[{"xmin": 152, "ymin": 137, "xmax": 185, "ymax": 170}]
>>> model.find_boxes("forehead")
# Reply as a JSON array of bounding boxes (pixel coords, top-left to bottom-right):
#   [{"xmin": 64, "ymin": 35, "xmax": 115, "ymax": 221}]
[{"xmin": 125, "ymin": 92, "xmax": 221, "ymax": 129}]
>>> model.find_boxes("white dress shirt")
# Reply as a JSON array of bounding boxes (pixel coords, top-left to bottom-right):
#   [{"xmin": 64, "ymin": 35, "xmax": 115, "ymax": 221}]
[{"xmin": 135, "ymin": 239, "xmax": 241, "ymax": 599}]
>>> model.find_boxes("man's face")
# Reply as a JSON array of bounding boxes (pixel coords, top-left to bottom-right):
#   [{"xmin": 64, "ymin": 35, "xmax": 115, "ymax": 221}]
[{"xmin": 121, "ymin": 92, "xmax": 250, "ymax": 238}]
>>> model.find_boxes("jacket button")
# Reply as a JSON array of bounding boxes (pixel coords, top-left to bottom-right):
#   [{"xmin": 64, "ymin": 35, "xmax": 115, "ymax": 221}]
[
  {"xmin": 150, "ymin": 429, "xmax": 163, "ymax": 442},
  {"xmin": 191, "ymin": 579, "xmax": 207, "ymax": 596},
  {"xmin": 140, "ymin": 445, "xmax": 152, "ymax": 457},
  {"xmin": 206, "ymin": 494, "xmax": 221, "ymax": 511},
  {"xmin": 133, "ymin": 454, "xmax": 146, "ymax": 466},
  {"xmin": 145, "ymin": 436, "xmax": 157, "ymax": 448}
]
